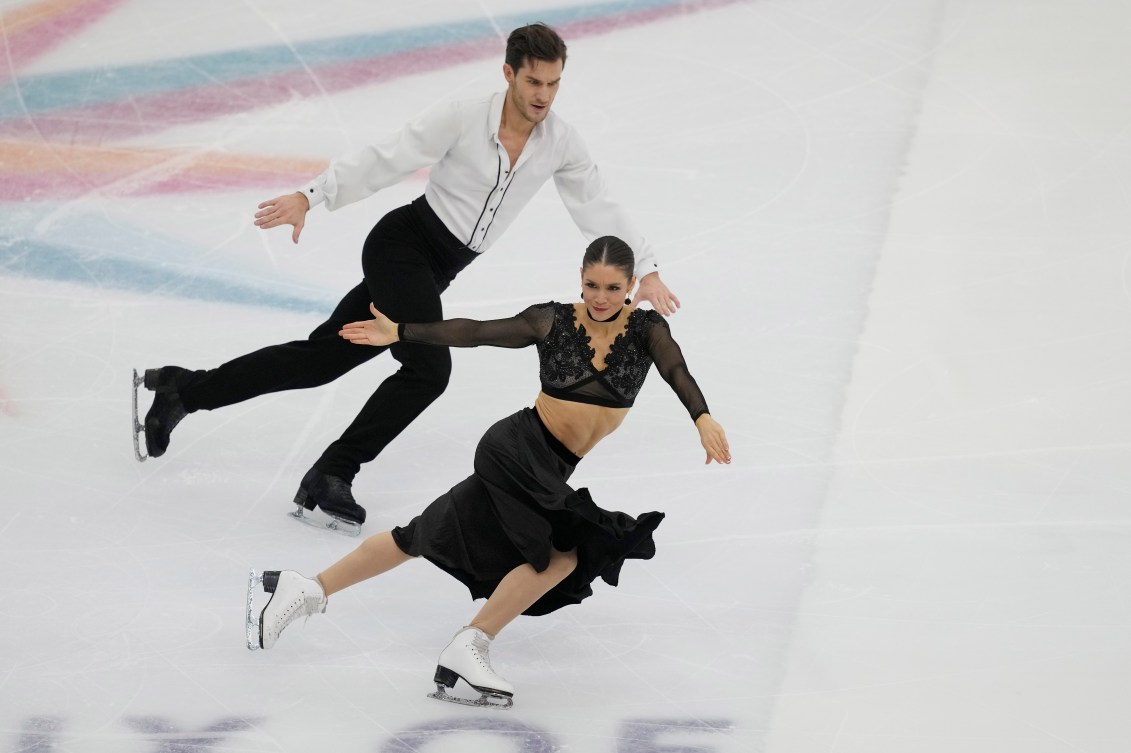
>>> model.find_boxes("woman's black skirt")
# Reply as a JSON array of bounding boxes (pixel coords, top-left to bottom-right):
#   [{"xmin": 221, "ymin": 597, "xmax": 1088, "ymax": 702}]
[{"xmin": 391, "ymin": 407, "xmax": 664, "ymax": 615}]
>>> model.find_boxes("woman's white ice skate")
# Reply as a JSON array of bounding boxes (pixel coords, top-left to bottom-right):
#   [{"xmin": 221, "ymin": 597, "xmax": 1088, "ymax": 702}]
[
  {"xmin": 245, "ymin": 569, "xmax": 326, "ymax": 650},
  {"xmin": 428, "ymin": 626, "xmax": 514, "ymax": 710}
]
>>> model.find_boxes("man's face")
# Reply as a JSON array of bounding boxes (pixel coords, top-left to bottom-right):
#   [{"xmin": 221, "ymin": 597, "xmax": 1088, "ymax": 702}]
[{"xmin": 504, "ymin": 57, "xmax": 563, "ymax": 125}]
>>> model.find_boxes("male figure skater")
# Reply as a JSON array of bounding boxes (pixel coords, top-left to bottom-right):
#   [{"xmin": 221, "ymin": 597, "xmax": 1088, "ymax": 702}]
[{"xmin": 135, "ymin": 23, "xmax": 677, "ymax": 532}]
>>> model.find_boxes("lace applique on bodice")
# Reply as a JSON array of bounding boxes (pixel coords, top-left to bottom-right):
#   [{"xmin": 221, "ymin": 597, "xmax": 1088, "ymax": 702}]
[{"xmin": 536, "ymin": 303, "xmax": 656, "ymax": 409}]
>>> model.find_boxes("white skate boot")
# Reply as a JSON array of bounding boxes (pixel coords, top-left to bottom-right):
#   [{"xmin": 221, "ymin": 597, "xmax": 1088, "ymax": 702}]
[
  {"xmin": 245, "ymin": 570, "xmax": 326, "ymax": 650},
  {"xmin": 428, "ymin": 626, "xmax": 514, "ymax": 709}
]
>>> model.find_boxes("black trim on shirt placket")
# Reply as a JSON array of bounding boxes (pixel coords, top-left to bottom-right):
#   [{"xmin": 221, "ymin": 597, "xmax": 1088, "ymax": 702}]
[
  {"xmin": 468, "ymin": 152, "xmax": 504, "ymax": 249},
  {"xmin": 478, "ymin": 168, "xmax": 517, "ymax": 248}
]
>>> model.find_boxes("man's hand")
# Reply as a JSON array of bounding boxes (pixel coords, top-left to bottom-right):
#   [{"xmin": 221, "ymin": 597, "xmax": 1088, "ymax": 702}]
[
  {"xmin": 632, "ymin": 271, "xmax": 680, "ymax": 316},
  {"xmin": 254, "ymin": 192, "xmax": 310, "ymax": 244}
]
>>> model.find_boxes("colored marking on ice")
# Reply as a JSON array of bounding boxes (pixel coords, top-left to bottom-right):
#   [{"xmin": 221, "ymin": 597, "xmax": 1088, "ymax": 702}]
[
  {"xmin": 0, "ymin": 238, "xmax": 335, "ymax": 313},
  {"xmin": 0, "ymin": 139, "xmax": 329, "ymax": 199},
  {"xmin": 0, "ymin": 0, "xmax": 127, "ymax": 72},
  {"xmin": 0, "ymin": 0, "xmax": 739, "ymax": 135},
  {"xmin": 0, "ymin": 384, "xmax": 16, "ymax": 417},
  {"xmin": 0, "ymin": 37, "xmax": 506, "ymax": 141}
]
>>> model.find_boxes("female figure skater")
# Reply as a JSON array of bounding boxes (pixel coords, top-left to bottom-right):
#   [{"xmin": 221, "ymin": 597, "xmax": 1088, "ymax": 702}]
[{"xmin": 246, "ymin": 236, "xmax": 729, "ymax": 709}]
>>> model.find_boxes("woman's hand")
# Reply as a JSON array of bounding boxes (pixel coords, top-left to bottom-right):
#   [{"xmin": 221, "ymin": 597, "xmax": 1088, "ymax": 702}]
[
  {"xmin": 695, "ymin": 414, "xmax": 731, "ymax": 465},
  {"xmin": 340, "ymin": 303, "xmax": 399, "ymax": 347}
]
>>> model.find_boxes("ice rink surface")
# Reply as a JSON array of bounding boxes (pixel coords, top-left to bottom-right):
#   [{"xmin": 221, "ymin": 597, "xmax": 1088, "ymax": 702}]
[{"xmin": 2, "ymin": 0, "xmax": 1130, "ymax": 751}]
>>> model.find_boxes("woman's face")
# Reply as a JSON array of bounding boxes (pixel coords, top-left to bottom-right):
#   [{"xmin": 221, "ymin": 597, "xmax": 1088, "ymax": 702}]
[{"xmin": 580, "ymin": 262, "xmax": 635, "ymax": 318}]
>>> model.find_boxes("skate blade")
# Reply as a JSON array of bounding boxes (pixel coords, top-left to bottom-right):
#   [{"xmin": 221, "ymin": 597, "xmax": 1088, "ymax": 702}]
[
  {"xmin": 288, "ymin": 505, "xmax": 361, "ymax": 537},
  {"xmin": 131, "ymin": 369, "xmax": 148, "ymax": 462},
  {"xmin": 428, "ymin": 685, "xmax": 513, "ymax": 710},
  {"xmin": 245, "ymin": 569, "xmax": 264, "ymax": 650}
]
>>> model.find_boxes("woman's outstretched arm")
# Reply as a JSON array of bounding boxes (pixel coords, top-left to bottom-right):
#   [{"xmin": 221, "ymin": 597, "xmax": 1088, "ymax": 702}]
[
  {"xmin": 340, "ymin": 302, "xmax": 555, "ymax": 349},
  {"xmin": 645, "ymin": 315, "xmax": 731, "ymax": 465}
]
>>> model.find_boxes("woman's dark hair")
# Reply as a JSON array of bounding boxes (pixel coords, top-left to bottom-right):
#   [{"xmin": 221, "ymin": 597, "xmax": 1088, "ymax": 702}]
[
  {"xmin": 505, "ymin": 23, "xmax": 568, "ymax": 72},
  {"xmin": 583, "ymin": 236, "xmax": 635, "ymax": 280}
]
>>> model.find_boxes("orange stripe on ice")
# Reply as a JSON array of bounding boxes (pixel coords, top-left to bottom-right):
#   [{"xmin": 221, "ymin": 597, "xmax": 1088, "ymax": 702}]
[
  {"xmin": 0, "ymin": 140, "xmax": 323, "ymax": 175},
  {"xmin": 0, "ymin": 140, "xmax": 429, "ymax": 197},
  {"xmin": 1, "ymin": 0, "xmax": 86, "ymax": 34},
  {"xmin": 0, "ymin": 139, "xmax": 330, "ymax": 194}
]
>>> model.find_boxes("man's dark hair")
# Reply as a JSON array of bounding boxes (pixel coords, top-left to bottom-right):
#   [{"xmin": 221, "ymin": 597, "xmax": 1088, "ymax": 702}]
[
  {"xmin": 583, "ymin": 236, "xmax": 635, "ymax": 280},
  {"xmin": 505, "ymin": 23, "xmax": 567, "ymax": 72}
]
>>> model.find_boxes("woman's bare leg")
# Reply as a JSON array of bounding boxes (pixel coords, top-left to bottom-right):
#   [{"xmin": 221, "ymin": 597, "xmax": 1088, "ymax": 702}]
[
  {"xmin": 317, "ymin": 531, "xmax": 413, "ymax": 596},
  {"xmin": 470, "ymin": 548, "xmax": 577, "ymax": 637}
]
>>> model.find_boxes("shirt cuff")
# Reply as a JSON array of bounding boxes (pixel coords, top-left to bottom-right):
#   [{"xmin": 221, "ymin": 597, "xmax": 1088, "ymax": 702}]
[
  {"xmin": 633, "ymin": 237, "xmax": 660, "ymax": 278},
  {"xmin": 298, "ymin": 181, "xmax": 326, "ymax": 209}
]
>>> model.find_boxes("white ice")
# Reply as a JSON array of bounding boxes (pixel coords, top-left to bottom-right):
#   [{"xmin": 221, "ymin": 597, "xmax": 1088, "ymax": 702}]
[{"xmin": 2, "ymin": 1, "xmax": 1130, "ymax": 752}]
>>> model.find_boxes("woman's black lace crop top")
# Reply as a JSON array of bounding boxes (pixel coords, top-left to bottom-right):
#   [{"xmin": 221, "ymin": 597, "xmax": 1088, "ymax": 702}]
[{"xmin": 398, "ymin": 302, "xmax": 709, "ymax": 420}]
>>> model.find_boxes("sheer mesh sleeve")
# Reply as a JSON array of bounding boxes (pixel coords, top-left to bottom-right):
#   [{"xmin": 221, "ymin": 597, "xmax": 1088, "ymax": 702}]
[
  {"xmin": 398, "ymin": 302, "xmax": 556, "ymax": 349},
  {"xmin": 643, "ymin": 312, "xmax": 710, "ymax": 421}
]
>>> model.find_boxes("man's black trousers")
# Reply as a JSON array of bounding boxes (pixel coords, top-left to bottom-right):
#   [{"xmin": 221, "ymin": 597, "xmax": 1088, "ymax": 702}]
[{"xmin": 177, "ymin": 196, "xmax": 478, "ymax": 482}]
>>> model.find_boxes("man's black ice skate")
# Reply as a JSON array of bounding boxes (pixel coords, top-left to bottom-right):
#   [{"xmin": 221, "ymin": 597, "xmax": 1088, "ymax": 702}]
[
  {"xmin": 132, "ymin": 366, "xmax": 191, "ymax": 462},
  {"xmin": 289, "ymin": 467, "xmax": 365, "ymax": 536}
]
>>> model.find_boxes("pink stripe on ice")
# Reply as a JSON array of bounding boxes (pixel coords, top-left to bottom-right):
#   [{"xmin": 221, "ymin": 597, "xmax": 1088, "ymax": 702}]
[{"xmin": 0, "ymin": 0, "xmax": 127, "ymax": 72}]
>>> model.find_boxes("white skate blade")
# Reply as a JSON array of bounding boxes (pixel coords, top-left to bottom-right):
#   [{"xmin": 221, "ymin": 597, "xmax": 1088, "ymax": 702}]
[
  {"xmin": 245, "ymin": 569, "xmax": 264, "ymax": 650},
  {"xmin": 131, "ymin": 368, "xmax": 148, "ymax": 462},
  {"xmin": 427, "ymin": 685, "xmax": 513, "ymax": 710},
  {"xmin": 288, "ymin": 504, "xmax": 361, "ymax": 537}
]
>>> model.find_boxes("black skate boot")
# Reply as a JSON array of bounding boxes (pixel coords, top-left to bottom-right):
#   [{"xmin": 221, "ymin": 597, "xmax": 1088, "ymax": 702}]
[
  {"xmin": 143, "ymin": 367, "xmax": 193, "ymax": 458},
  {"xmin": 143, "ymin": 366, "xmax": 194, "ymax": 394},
  {"xmin": 132, "ymin": 366, "xmax": 193, "ymax": 461},
  {"xmin": 289, "ymin": 468, "xmax": 366, "ymax": 536}
]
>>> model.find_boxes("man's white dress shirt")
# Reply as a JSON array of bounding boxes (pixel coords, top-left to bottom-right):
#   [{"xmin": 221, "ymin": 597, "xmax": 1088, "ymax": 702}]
[{"xmin": 300, "ymin": 92, "xmax": 658, "ymax": 277}]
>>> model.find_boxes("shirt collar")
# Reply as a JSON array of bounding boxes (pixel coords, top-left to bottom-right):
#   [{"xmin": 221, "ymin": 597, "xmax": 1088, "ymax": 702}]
[
  {"xmin": 489, "ymin": 90, "xmax": 546, "ymax": 147},
  {"xmin": 489, "ymin": 92, "xmax": 505, "ymax": 138}
]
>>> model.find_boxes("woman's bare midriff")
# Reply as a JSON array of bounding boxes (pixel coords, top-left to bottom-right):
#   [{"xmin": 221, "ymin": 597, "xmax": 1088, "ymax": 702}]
[{"xmin": 534, "ymin": 392, "xmax": 628, "ymax": 457}]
